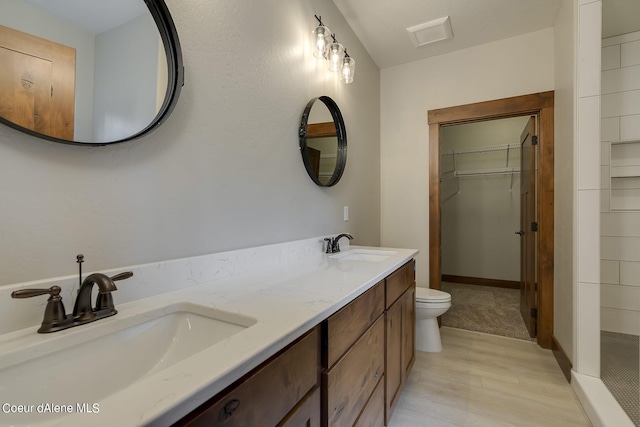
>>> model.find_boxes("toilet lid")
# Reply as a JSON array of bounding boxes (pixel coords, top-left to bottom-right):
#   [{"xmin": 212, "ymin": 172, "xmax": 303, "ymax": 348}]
[{"xmin": 416, "ymin": 287, "xmax": 451, "ymax": 302}]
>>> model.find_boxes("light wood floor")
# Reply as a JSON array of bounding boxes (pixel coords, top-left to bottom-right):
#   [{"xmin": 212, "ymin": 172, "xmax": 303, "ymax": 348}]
[{"xmin": 388, "ymin": 327, "xmax": 592, "ymax": 427}]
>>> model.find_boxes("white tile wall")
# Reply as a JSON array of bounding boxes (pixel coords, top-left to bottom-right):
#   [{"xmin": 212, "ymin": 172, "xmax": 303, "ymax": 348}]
[
  {"xmin": 600, "ymin": 30, "xmax": 640, "ymax": 336},
  {"xmin": 600, "ymin": 260, "xmax": 619, "ymax": 284},
  {"xmin": 621, "ymin": 40, "xmax": 640, "ymax": 67},
  {"xmin": 620, "ymin": 115, "xmax": 640, "ymax": 140},
  {"xmin": 601, "ymin": 90, "xmax": 640, "ymax": 118},
  {"xmin": 601, "ymin": 283, "xmax": 640, "ymax": 311},
  {"xmin": 601, "ymin": 65, "xmax": 640, "ymax": 94},
  {"xmin": 620, "ymin": 261, "xmax": 640, "ymax": 287},
  {"xmin": 601, "ymin": 307, "xmax": 640, "ymax": 335},
  {"xmin": 601, "ymin": 45, "xmax": 620, "ymax": 71}
]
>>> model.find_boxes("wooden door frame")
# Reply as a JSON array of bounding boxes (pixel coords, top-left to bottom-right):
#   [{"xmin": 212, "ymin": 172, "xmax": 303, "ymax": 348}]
[{"xmin": 428, "ymin": 91, "xmax": 554, "ymax": 349}]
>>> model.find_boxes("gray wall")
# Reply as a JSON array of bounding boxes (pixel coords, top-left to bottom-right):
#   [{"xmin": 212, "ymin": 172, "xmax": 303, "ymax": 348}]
[{"xmin": 0, "ymin": 0, "xmax": 381, "ymax": 286}]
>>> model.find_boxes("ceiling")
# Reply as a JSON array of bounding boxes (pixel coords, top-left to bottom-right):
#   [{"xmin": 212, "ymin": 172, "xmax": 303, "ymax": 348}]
[
  {"xmin": 333, "ymin": 0, "xmax": 640, "ymax": 70},
  {"xmin": 23, "ymin": 0, "xmax": 148, "ymax": 35}
]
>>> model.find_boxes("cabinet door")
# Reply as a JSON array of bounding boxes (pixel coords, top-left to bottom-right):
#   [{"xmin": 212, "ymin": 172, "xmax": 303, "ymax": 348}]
[
  {"xmin": 279, "ymin": 387, "xmax": 321, "ymax": 427},
  {"xmin": 402, "ymin": 285, "xmax": 416, "ymax": 377},
  {"xmin": 354, "ymin": 375, "xmax": 384, "ymax": 427},
  {"xmin": 384, "ymin": 299, "xmax": 403, "ymax": 424},
  {"xmin": 323, "ymin": 317, "xmax": 385, "ymax": 427}
]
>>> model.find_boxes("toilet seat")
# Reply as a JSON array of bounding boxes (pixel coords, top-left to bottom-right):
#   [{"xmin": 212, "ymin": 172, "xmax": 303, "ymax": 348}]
[{"xmin": 416, "ymin": 287, "xmax": 451, "ymax": 303}]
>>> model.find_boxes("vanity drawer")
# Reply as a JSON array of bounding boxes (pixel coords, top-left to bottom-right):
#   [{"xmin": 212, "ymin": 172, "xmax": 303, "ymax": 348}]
[
  {"xmin": 181, "ymin": 327, "xmax": 320, "ymax": 427},
  {"xmin": 385, "ymin": 260, "xmax": 415, "ymax": 308},
  {"xmin": 324, "ymin": 280, "xmax": 385, "ymax": 368},
  {"xmin": 323, "ymin": 316, "xmax": 385, "ymax": 427}
]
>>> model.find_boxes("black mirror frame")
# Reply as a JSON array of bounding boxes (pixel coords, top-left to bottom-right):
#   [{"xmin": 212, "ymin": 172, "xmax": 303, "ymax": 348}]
[
  {"xmin": 299, "ymin": 96, "xmax": 347, "ymax": 187},
  {"xmin": 0, "ymin": 0, "xmax": 184, "ymax": 147}
]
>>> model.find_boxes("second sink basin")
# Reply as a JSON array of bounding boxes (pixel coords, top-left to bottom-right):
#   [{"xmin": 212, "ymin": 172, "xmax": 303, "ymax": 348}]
[
  {"xmin": 0, "ymin": 302, "xmax": 256, "ymax": 425},
  {"xmin": 330, "ymin": 249, "xmax": 397, "ymax": 262}
]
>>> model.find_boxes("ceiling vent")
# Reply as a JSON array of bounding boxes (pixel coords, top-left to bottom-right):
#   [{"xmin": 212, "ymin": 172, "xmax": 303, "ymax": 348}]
[{"xmin": 406, "ymin": 16, "xmax": 453, "ymax": 48}]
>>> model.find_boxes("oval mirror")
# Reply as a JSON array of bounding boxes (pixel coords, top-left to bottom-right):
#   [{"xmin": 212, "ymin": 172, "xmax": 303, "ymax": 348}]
[
  {"xmin": 299, "ymin": 96, "xmax": 347, "ymax": 187},
  {"xmin": 0, "ymin": 0, "xmax": 183, "ymax": 146}
]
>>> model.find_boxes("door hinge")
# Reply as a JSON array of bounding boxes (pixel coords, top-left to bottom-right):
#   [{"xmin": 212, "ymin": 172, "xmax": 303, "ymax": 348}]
[
  {"xmin": 531, "ymin": 221, "xmax": 538, "ymax": 232},
  {"xmin": 51, "ymin": 86, "xmax": 53, "ymax": 97},
  {"xmin": 531, "ymin": 308, "xmax": 538, "ymax": 319},
  {"xmin": 532, "ymin": 135, "xmax": 538, "ymax": 145}
]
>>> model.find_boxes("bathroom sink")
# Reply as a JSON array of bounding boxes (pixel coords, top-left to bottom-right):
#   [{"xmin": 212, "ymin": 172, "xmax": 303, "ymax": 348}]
[
  {"xmin": 0, "ymin": 302, "xmax": 256, "ymax": 425},
  {"xmin": 330, "ymin": 249, "xmax": 397, "ymax": 262}
]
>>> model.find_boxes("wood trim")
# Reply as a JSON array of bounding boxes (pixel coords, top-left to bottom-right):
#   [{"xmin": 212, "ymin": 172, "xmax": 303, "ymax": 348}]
[
  {"xmin": 429, "ymin": 123, "xmax": 441, "ymax": 291},
  {"xmin": 428, "ymin": 91, "xmax": 554, "ymax": 349},
  {"xmin": 552, "ymin": 335, "xmax": 572, "ymax": 383},
  {"xmin": 537, "ymin": 106, "xmax": 555, "ymax": 348},
  {"xmin": 428, "ymin": 91, "xmax": 554, "ymax": 125},
  {"xmin": 307, "ymin": 122, "xmax": 337, "ymax": 138},
  {"xmin": 441, "ymin": 275, "xmax": 520, "ymax": 290}
]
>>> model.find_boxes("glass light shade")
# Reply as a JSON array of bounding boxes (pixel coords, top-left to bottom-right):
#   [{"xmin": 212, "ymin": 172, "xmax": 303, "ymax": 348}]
[
  {"xmin": 327, "ymin": 42, "xmax": 345, "ymax": 72},
  {"xmin": 341, "ymin": 57, "xmax": 355, "ymax": 84},
  {"xmin": 313, "ymin": 25, "xmax": 331, "ymax": 58}
]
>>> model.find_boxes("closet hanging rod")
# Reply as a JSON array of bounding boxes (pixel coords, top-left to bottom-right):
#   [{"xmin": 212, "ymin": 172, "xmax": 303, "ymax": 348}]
[{"xmin": 441, "ymin": 143, "xmax": 521, "ymax": 156}]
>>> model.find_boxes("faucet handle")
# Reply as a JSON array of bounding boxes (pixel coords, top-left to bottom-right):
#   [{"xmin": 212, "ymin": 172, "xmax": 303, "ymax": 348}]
[
  {"xmin": 110, "ymin": 271, "xmax": 133, "ymax": 282},
  {"xmin": 324, "ymin": 238, "xmax": 334, "ymax": 254},
  {"xmin": 12, "ymin": 285, "xmax": 62, "ymax": 299},
  {"xmin": 12, "ymin": 286, "xmax": 71, "ymax": 333}
]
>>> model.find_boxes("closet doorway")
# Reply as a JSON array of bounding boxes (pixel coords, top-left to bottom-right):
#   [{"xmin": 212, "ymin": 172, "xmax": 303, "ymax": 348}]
[
  {"xmin": 439, "ymin": 116, "xmax": 533, "ymax": 340},
  {"xmin": 428, "ymin": 92, "xmax": 554, "ymax": 349}
]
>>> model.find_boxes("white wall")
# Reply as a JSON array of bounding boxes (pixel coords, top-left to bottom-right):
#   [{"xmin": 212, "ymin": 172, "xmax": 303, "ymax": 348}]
[
  {"xmin": 441, "ymin": 118, "xmax": 527, "ymax": 282},
  {"xmin": 600, "ymin": 30, "xmax": 640, "ymax": 336},
  {"xmin": 93, "ymin": 14, "xmax": 161, "ymax": 142},
  {"xmin": 380, "ymin": 28, "xmax": 555, "ymax": 288},
  {"xmin": 0, "ymin": 1, "xmax": 95, "ymax": 141},
  {"xmin": 553, "ymin": 0, "xmax": 577, "ymax": 365},
  {"xmin": 0, "ymin": 0, "xmax": 381, "ymax": 286}
]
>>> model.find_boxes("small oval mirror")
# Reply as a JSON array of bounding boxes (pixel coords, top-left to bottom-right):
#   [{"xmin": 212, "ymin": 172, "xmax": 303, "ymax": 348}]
[
  {"xmin": 0, "ymin": 0, "xmax": 183, "ymax": 146},
  {"xmin": 299, "ymin": 96, "xmax": 347, "ymax": 187}
]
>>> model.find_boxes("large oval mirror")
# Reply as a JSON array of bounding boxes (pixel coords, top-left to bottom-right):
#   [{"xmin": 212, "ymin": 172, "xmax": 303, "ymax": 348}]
[
  {"xmin": 299, "ymin": 96, "xmax": 347, "ymax": 187},
  {"xmin": 0, "ymin": 0, "xmax": 183, "ymax": 146}
]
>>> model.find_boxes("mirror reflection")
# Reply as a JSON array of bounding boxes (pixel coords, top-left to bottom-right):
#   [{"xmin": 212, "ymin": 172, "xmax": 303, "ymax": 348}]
[
  {"xmin": 0, "ymin": 0, "xmax": 178, "ymax": 145},
  {"xmin": 299, "ymin": 96, "xmax": 347, "ymax": 187}
]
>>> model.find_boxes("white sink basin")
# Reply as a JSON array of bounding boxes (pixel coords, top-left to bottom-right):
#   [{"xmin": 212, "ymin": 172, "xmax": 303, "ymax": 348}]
[
  {"xmin": 0, "ymin": 302, "xmax": 256, "ymax": 425},
  {"xmin": 330, "ymin": 249, "xmax": 397, "ymax": 262}
]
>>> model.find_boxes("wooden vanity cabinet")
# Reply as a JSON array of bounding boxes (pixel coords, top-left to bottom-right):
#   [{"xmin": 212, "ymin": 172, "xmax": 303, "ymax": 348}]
[
  {"xmin": 384, "ymin": 260, "xmax": 416, "ymax": 425},
  {"xmin": 322, "ymin": 280, "xmax": 386, "ymax": 427},
  {"xmin": 176, "ymin": 258, "xmax": 416, "ymax": 427},
  {"xmin": 176, "ymin": 327, "xmax": 320, "ymax": 427}
]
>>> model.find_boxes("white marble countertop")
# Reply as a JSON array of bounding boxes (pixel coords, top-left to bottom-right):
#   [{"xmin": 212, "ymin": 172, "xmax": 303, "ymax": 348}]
[{"xmin": 0, "ymin": 245, "xmax": 417, "ymax": 427}]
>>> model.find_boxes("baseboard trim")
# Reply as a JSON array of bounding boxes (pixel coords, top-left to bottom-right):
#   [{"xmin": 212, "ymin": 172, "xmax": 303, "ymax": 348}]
[
  {"xmin": 552, "ymin": 335, "xmax": 572, "ymax": 383},
  {"xmin": 441, "ymin": 274, "xmax": 519, "ymax": 290}
]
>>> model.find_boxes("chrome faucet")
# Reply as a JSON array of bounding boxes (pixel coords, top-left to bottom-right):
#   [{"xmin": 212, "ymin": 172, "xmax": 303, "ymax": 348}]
[
  {"xmin": 324, "ymin": 233, "xmax": 354, "ymax": 253},
  {"xmin": 11, "ymin": 255, "xmax": 133, "ymax": 333}
]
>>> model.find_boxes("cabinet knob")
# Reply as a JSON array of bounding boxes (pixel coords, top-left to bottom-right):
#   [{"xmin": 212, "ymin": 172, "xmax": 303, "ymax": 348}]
[{"xmin": 218, "ymin": 399, "xmax": 240, "ymax": 422}]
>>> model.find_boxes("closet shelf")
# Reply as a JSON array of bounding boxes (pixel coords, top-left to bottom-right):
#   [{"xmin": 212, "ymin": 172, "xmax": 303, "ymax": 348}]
[
  {"xmin": 454, "ymin": 167, "xmax": 520, "ymax": 177},
  {"xmin": 441, "ymin": 143, "xmax": 520, "ymax": 156}
]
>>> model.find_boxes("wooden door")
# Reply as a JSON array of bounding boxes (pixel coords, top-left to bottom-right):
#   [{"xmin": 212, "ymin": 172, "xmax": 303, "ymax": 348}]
[
  {"xmin": 519, "ymin": 116, "xmax": 537, "ymax": 337},
  {"xmin": 0, "ymin": 25, "xmax": 75, "ymax": 140}
]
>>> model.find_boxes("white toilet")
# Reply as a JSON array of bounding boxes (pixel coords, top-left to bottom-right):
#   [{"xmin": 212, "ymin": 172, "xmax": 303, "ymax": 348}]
[{"xmin": 415, "ymin": 287, "xmax": 452, "ymax": 353}]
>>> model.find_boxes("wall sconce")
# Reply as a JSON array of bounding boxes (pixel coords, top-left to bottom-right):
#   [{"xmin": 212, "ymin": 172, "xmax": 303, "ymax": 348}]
[{"xmin": 313, "ymin": 15, "xmax": 355, "ymax": 84}]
